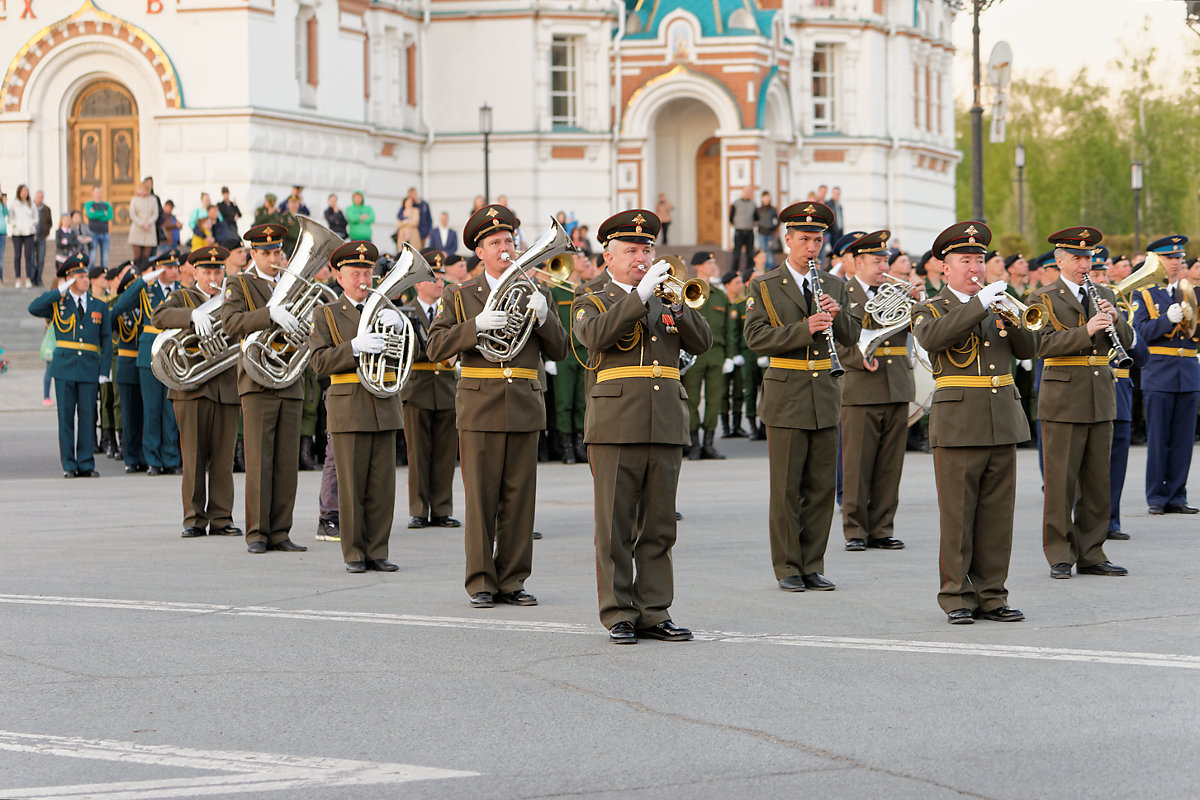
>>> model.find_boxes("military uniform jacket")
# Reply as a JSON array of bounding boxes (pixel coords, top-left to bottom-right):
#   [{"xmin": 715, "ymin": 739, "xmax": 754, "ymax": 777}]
[
  {"xmin": 113, "ymin": 306, "xmax": 141, "ymax": 384},
  {"xmin": 111, "ymin": 276, "xmax": 179, "ymax": 368},
  {"xmin": 1029, "ymin": 277, "xmax": 1133, "ymax": 423},
  {"xmin": 151, "ymin": 286, "xmax": 240, "ymax": 404},
  {"xmin": 309, "ymin": 296, "xmax": 403, "ymax": 433},
  {"xmin": 743, "ymin": 265, "xmax": 861, "ymax": 430},
  {"xmin": 29, "ymin": 290, "xmax": 112, "ymax": 383},
  {"xmin": 400, "ymin": 299, "xmax": 457, "ymax": 412},
  {"xmin": 219, "ymin": 271, "xmax": 305, "ymax": 399},
  {"xmin": 551, "ymin": 283, "xmax": 586, "ymax": 358},
  {"xmin": 424, "ymin": 273, "xmax": 569, "ymax": 432},
  {"xmin": 728, "ymin": 296, "xmax": 753, "ymax": 358},
  {"xmin": 912, "ymin": 287, "xmax": 1038, "ymax": 447},
  {"xmin": 697, "ymin": 285, "xmax": 733, "ymax": 359},
  {"xmin": 836, "ymin": 279, "xmax": 915, "ymax": 406},
  {"xmin": 572, "ymin": 281, "xmax": 712, "ymax": 445},
  {"xmin": 1133, "ymin": 284, "xmax": 1200, "ymax": 393}
]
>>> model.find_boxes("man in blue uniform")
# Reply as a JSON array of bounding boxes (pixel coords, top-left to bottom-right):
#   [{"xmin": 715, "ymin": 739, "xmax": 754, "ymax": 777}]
[
  {"xmin": 28, "ymin": 253, "xmax": 112, "ymax": 477},
  {"xmin": 1132, "ymin": 235, "xmax": 1200, "ymax": 514},
  {"xmin": 111, "ymin": 264, "xmax": 148, "ymax": 473}
]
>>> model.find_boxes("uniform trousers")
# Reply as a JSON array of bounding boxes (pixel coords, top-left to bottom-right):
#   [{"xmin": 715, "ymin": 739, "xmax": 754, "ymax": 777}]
[
  {"xmin": 174, "ymin": 397, "xmax": 238, "ymax": 529},
  {"xmin": 98, "ymin": 381, "xmax": 120, "ymax": 432},
  {"xmin": 589, "ymin": 443, "xmax": 681, "ymax": 629},
  {"xmin": 552, "ymin": 358, "xmax": 586, "ymax": 435},
  {"xmin": 1143, "ymin": 389, "xmax": 1199, "ymax": 506},
  {"xmin": 403, "ymin": 403, "xmax": 457, "ymax": 519},
  {"xmin": 55, "ymin": 379, "xmax": 98, "ymax": 472},
  {"xmin": 1041, "ymin": 420, "xmax": 1111, "ymax": 568},
  {"xmin": 841, "ymin": 402, "xmax": 906, "ymax": 542},
  {"xmin": 118, "ymin": 380, "xmax": 145, "ymax": 467},
  {"xmin": 138, "ymin": 367, "xmax": 180, "ymax": 469},
  {"xmin": 1109, "ymin": 420, "xmax": 1131, "ymax": 533},
  {"xmin": 241, "ymin": 392, "xmax": 301, "ymax": 545},
  {"xmin": 683, "ymin": 350, "xmax": 724, "ymax": 432},
  {"xmin": 766, "ymin": 425, "xmax": 838, "ymax": 579},
  {"xmin": 319, "ymin": 431, "xmax": 338, "ymax": 522},
  {"xmin": 721, "ymin": 356, "xmax": 761, "ymax": 419},
  {"xmin": 332, "ymin": 430, "xmax": 396, "ymax": 563},
  {"xmin": 458, "ymin": 429, "xmax": 537, "ymax": 595},
  {"xmin": 933, "ymin": 445, "xmax": 1015, "ymax": 614}
]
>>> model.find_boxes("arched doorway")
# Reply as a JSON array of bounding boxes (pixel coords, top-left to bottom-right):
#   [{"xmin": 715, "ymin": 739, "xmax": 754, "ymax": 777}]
[
  {"xmin": 69, "ymin": 80, "xmax": 139, "ymax": 232},
  {"xmin": 650, "ymin": 97, "xmax": 719, "ymax": 246},
  {"xmin": 694, "ymin": 138, "xmax": 721, "ymax": 245}
]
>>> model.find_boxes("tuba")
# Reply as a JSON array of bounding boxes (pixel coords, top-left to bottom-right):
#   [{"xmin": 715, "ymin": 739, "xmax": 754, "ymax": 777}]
[
  {"xmin": 476, "ymin": 218, "xmax": 576, "ymax": 362},
  {"xmin": 241, "ymin": 216, "xmax": 342, "ymax": 389},
  {"xmin": 150, "ymin": 282, "xmax": 238, "ymax": 391},
  {"xmin": 356, "ymin": 244, "xmax": 435, "ymax": 397}
]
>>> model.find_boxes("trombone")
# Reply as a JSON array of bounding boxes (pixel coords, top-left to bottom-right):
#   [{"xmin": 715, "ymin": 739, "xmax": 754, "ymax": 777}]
[{"xmin": 971, "ymin": 276, "xmax": 1046, "ymax": 331}]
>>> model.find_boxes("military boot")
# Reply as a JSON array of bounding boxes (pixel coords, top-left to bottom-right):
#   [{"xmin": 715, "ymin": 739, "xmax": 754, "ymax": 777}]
[
  {"xmin": 748, "ymin": 417, "xmax": 766, "ymax": 441},
  {"xmin": 299, "ymin": 436, "xmax": 317, "ymax": 470},
  {"xmin": 562, "ymin": 430, "xmax": 576, "ymax": 464},
  {"xmin": 573, "ymin": 432, "xmax": 588, "ymax": 464},
  {"xmin": 730, "ymin": 412, "xmax": 747, "ymax": 437},
  {"xmin": 719, "ymin": 413, "xmax": 731, "ymax": 438},
  {"xmin": 233, "ymin": 439, "xmax": 245, "ymax": 473},
  {"xmin": 687, "ymin": 431, "xmax": 701, "ymax": 461},
  {"xmin": 700, "ymin": 430, "xmax": 726, "ymax": 460}
]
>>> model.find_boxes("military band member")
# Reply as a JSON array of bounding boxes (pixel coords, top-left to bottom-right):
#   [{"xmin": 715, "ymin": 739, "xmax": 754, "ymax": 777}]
[
  {"xmin": 572, "ymin": 210, "xmax": 710, "ymax": 643},
  {"xmin": 309, "ymin": 241, "xmax": 401, "ymax": 573},
  {"xmin": 744, "ymin": 202, "xmax": 860, "ymax": 592},
  {"xmin": 1029, "ymin": 228, "xmax": 1130, "ymax": 579},
  {"xmin": 150, "ymin": 246, "xmax": 242, "ymax": 538},
  {"xmin": 681, "ymin": 251, "xmax": 732, "ymax": 460},
  {"xmin": 111, "ymin": 265, "xmax": 148, "ymax": 472},
  {"xmin": 90, "ymin": 266, "xmax": 120, "ymax": 459},
  {"xmin": 547, "ymin": 252, "xmax": 589, "ymax": 464},
  {"xmin": 911, "ymin": 222, "xmax": 1037, "ymax": 624},
  {"xmin": 720, "ymin": 271, "xmax": 755, "ymax": 439},
  {"xmin": 834, "ymin": 230, "xmax": 912, "ymax": 552},
  {"xmin": 1133, "ymin": 235, "xmax": 1200, "ymax": 515},
  {"xmin": 403, "ymin": 249, "xmax": 461, "ymax": 529},
  {"xmin": 28, "ymin": 253, "xmax": 112, "ymax": 477},
  {"xmin": 425, "ymin": 204, "xmax": 569, "ymax": 608},
  {"xmin": 219, "ymin": 223, "xmax": 308, "ymax": 555}
]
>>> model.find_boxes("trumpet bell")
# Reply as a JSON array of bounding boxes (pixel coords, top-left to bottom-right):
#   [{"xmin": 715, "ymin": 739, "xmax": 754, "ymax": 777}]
[
  {"xmin": 655, "ymin": 256, "xmax": 710, "ymax": 309},
  {"xmin": 1113, "ymin": 252, "xmax": 1169, "ymax": 298}
]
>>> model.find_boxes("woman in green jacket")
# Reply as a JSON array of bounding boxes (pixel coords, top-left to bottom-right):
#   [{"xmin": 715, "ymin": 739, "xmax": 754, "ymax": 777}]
[{"xmin": 345, "ymin": 192, "xmax": 375, "ymax": 241}]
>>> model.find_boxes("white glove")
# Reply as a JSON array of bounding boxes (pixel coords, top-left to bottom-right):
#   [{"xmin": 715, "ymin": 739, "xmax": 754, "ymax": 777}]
[
  {"xmin": 99, "ymin": 375, "xmax": 110, "ymax": 385},
  {"xmin": 378, "ymin": 308, "xmax": 403, "ymax": 329},
  {"xmin": 143, "ymin": 268, "xmax": 165, "ymax": 283},
  {"xmin": 544, "ymin": 360, "xmax": 558, "ymax": 376},
  {"xmin": 637, "ymin": 260, "xmax": 673, "ymax": 304},
  {"xmin": 527, "ymin": 291, "xmax": 549, "ymax": 324},
  {"xmin": 191, "ymin": 308, "xmax": 214, "ymax": 338},
  {"xmin": 733, "ymin": 354, "xmax": 745, "ymax": 367},
  {"xmin": 975, "ymin": 280, "xmax": 1008, "ymax": 308},
  {"xmin": 58, "ymin": 279, "xmax": 71, "ymax": 294},
  {"xmin": 475, "ymin": 309, "xmax": 509, "ymax": 332},
  {"xmin": 722, "ymin": 358, "xmax": 735, "ymax": 374},
  {"xmin": 1167, "ymin": 303, "xmax": 1184, "ymax": 324},
  {"xmin": 269, "ymin": 306, "xmax": 302, "ymax": 336},
  {"xmin": 351, "ymin": 331, "xmax": 386, "ymax": 355},
  {"xmin": 757, "ymin": 355, "xmax": 770, "ymax": 368},
  {"xmin": 1019, "ymin": 359, "xmax": 1033, "ymax": 371}
]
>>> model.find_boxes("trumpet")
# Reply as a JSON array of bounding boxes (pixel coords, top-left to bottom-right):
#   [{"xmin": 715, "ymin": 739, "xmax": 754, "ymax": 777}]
[
  {"xmin": 653, "ymin": 257, "xmax": 710, "ymax": 309},
  {"xmin": 971, "ymin": 276, "xmax": 1046, "ymax": 331}
]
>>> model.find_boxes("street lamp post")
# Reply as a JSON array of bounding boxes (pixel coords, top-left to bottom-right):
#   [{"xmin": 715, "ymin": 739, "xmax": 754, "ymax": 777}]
[
  {"xmin": 1015, "ymin": 142, "xmax": 1025, "ymax": 237},
  {"xmin": 945, "ymin": 0, "xmax": 1003, "ymax": 221},
  {"xmin": 479, "ymin": 103, "xmax": 493, "ymax": 204},
  {"xmin": 1131, "ymin": 161, "xmax": 1143, "ymax": 253}
]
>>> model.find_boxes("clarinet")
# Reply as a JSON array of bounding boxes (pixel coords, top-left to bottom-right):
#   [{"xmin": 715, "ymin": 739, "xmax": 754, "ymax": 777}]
[
  {"xmin": 808, "ymin": 258, "xmax": 844, "ymax": 377},
  {"xmin": 1083, "ymin": 275, "xmax": 1132, "ymax": 369}
]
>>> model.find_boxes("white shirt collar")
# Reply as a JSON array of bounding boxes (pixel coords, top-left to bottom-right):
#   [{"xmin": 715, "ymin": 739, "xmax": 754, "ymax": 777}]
[
  {"xmin": 157, "ymin": 280, "xmax": 174, "ymax": 294},
  {"xmin": 484, "ymin": 270, "xmax": 503, "ymax": 291},
  {"xmin": 854, "ymin": 276, "xmax": 876, "ymax": 295},
  {"xmin": 948, "ymin": 285, "xmax": 974, "ymax": 304},
  {"xmin": 417, "ymin": 297, "xmax": 437, "ymax": 315},
  {"xmin": 612, "ymin": 279, "xmax": 635, "ymax": 294},
  {"xmin": 1060, "ymin": 275, "xmax": 1083, "ymax": 296},
  {"xmin": 69, "ymin": 289, "xmax": 88, "ymax": 305},
  {"xmin": 786, "ymin": 261, "xmax": 810, "ymax": 289}
]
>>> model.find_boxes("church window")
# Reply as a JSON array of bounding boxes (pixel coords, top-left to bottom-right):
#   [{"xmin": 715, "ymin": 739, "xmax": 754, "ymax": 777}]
[
  {"xmin": 812, "ymin": 43, "xmax": 836, "ymax": 132},
  {"xmin": 550, "ymin": 35, "xmax": 579, "ymax": 129}
]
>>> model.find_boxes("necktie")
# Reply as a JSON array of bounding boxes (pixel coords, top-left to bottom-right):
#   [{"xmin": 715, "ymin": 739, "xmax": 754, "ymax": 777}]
[
  {"xmin": 1078, "ymin": 287, "xmax": 1088, "ymax": 311},
  {"xmin": 428, "ymin": 306, "xmax": 435, "ymax": 324},
  {"xmin": 803, "ymin": 278, "xmax": 814, "ymax": 310},
  {"xmin": 355, "ymin": 304, "xmax": 364, "ymax": 315},
  {"xmin": 77, "ymin": 297, "xmax": 85, "ymax": 317}
]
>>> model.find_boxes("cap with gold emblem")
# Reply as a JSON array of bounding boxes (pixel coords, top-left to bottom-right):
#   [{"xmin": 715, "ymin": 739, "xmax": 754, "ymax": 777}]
[
  {"xmin": 421, "ymin": 248, "xmax": 448, "ymax": 274},
  {"xmin": 597, "ymin": 209, "xmax": 660, "ymax": 246},
  {"xmin": 188, "ymin": 246, "xmax": 230, "ymax": 268},
  {"xmin": 845, "ymin": 230, "xmax": 891, "ymax": 257},
  {"xmin": 244, "ymin": 223, "xmax": 288, "ymax": 251},
  {"xmin": 150, "ymin": 248, "xmax": 182, "ymax": 268},
  {"xmin": 1003, "ymin": 253, "xmax": 1024, "ymax": 270},
  {"xmin": 57, "ymin": 251, "xmax": 90, "ymax": 279},
  {"xmin": 463, "ymin": 204, "xmax": 520, "ymax": 249},
  {"xmin": 330, "ymin": 240, "xmax": 379, "ymax": 270},
  {"xmin": 1147, "ymin": 235, "xmax": 1188, "ymax": 257},
  {"xmin": 931, "ymin": 221, "xmax": 991, "ymax": 261},
  {"xmin": 1047, "ymin": 226, "xmax": 1102, "ymax": 257},
  {"xmin": 832, "ymin": 231, "xmax": 865, "ymax": 257},
  {"xmin": 779, "ymin": 201, "xmax": 834, "ymax": 232},
  {"xmin": 1090, "ymin": 245, "xmax": 1110, "ymax": 268}
]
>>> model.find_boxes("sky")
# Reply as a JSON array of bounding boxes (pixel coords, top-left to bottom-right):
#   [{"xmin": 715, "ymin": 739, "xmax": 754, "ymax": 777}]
[{"xmin": 950, "ymin": 0, "xmax": 1200, "ymax": 101}]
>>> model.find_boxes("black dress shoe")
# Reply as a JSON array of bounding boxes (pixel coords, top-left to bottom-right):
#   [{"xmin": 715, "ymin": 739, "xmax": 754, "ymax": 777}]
[
  {"xmin": 345, "ymin": 561, "xmax": 367, "ymax": 573},
  {"xmin": 778, "ymin": 575, "xmax": 806, "ymax": 592},
  {"xmin": 180, "ymin": 527, "xmax": 206, "ymax": 538},
  {"xmin": 1166, "ymin": 503, "xmax": 1199, "ymax": 514},
  {"xmin": 974, "ymin": 606, "xmax": 1025, "ymax": 622},
  {"xmin": 430, "ymin": 516, "xmax": 462, "ymax": 528},
  {"xmin": 367, "ymin": 559, "xmax": 399, "ymax": 572},
  {"xmin": 124, "ymin": 464, "xmax": 148, "ymax": 473},
  {"xmin": 469, "ymin": 592, "xmax": 494, "ymax": 608},
  {"xmin": 1077, "ymin": 561, "xmax": 1128, "ymax": 576},
  {"xmin": 210, "ymin": 525, "xmax": 243, "ymax": 537},
  {"xmin": 636, "ymin": 620, "xmax": 693, "ymax": 641},
  {"xmin": 802, "ymin": 573, "xmax": 836, "ymax": 591},
  {"xmin": 162, "ymin": 467, "xmax": 179, "ymax": 476},
  {"xmin": 408, "ymin": 516, "xmax": 429, "ymax": 529},
  {"xmin": 269, "ymin": 538, "xmax": 307, "ymax": 552},
  {"xmin": 1050, "ymin": 562, "xmax": 1072, "ymax": 579},
  {"xmin": 532, "ymin": 531, "xmax": 543, "ymax": 540},
  {"xmin": 845, "ymin": 538, "xmax": 866, "ymax": 551},
  {"xmin": 497, "ymin": 589, "xmax": 538, "ymax": 606},
  {"xmin": 247, "ymin": 542, "xmax": 267, "ymax": 554},
  {"xmin": 147, "ymin": 466, "xmax": 163, "ymax": 476},
  {"xmin": 867, "ymin": 537, "xmax": 905, "ymax": 549},
  {"xmin": 76, "ymin": 469, "xmax": 100, "ymax": 478},
  {"xmin": 63, "ymin": 471, "xmax": 77, "ymax": 479},
  {"xmin": 675, "ymin": 511, "xmax": 683, "ymax": 521},
  {"xmin": 609, "ymin": 621, "xmax": 637, "ymax": 644},
  {"xmin": 1107, "ymin": 529, "xmax": 1131, "ymax": 541},
  {"xmin": 1148, "ymin": 505, "xmax": 1166, "ymax": 515},
  {"xmin": 947, "ymin": 608, "xmax": 975, "ymax": 625}
]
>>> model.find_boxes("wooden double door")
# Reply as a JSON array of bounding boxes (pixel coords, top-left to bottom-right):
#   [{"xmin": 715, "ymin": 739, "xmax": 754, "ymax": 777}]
[
  {"xmin": 69, "ymin": 80, "xmax": 140, "ymax": 233},
  {"xmin": 694, "ymin": 137, "xmax": 722, "ymax": 246}
]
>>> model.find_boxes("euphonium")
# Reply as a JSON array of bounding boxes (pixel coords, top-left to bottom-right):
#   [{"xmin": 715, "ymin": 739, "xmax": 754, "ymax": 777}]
[
  {"xmin": 356, "ymin": 244, "xmax": 435, "ymax": 397},
  {"xmin": 855, "ymin": 272, "xmax": 919, "ymax": 362},
  {"xmin": 971, "ymin": 276, "xmax": 1046, "ymax": 331},
  {"xmin": 150, "ymin": 281, "xmax": 237, "ymax": 391},
  {"xmin": 653, "ymin": 256, "xmax": 710, "ymax": 309},
  {"xmin": 476, "ymin": 218, "xmax": 576, "ymax": 362},
  {"xmin": 241, "ymin": 216, "xmax": 342, "ymax": 388}
]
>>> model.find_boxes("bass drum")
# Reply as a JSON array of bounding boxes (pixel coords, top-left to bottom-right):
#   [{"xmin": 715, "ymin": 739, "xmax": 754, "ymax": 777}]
[{"xmin": 908, "ymin": 342, "xmax": 935, "ymax": 427}]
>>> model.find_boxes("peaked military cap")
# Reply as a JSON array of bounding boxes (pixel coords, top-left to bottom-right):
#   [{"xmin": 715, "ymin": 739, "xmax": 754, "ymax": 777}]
[
  {"xmin": 931, "ymin": 221, "xmax": 991, "ymax": 260},
  {"xmin": 244, "ymin": 223, "xmax": 287, "ymax": 251},
  {"xmin": 1090, "ymin": 245, "xmax": 1110, "ymax": 267},
  {"xmin": 1147, "ymin": 235, "xmax": 1188, "ymax": 257},
  {"xmin": 1048, "ymin": 226, "xmax": 1102, "ymax": 257},
  {"xmin": 985, "ymin": 250, "xmax": 999, "ymax": 262},
  {"xmin": 330, "ymin": 240, "xmax": 379, "ymax": 270},
  {"xmin": 150, "ymin": 248, "xmax": 182, "ymax": 267},
  {"xmin": 421, "ymin": 248, "xmax": 447, "ymax": 273},
  {"xmin": 464, "ymin": 204, "xmax": 520, "ymax": 249},
  {"xmin": 846, "ymin": 230, "xmax": 891, "ymax": 257},
  {"xmin": 832, "ymin": 231, "xmax": 866, "ymax": 257},
  {"xmin": 1003, "ymin": 253, "xmax": 1025, "ymax": 270},
  {"xmin": 779, "ymin": 201, "xmax": 834, "ymax": 232},
  {"xmin": 597, "ymin": 209, "xmax": 660, "ymax": 246},
  {"xmin": 116, "ymin": 267, "xmax": 138, "ymax": 293},
  {"xmin": 57, "ymin": 251, "xmax": 89, "ymax": 278},
  {"xmin": 1036, "ymin": 251, "xmax": 1059, "ymax": 270},
  {"xmin": 188, "ymin": 246, "xmax": 230, "ymax": 268},
  {"xmin": 690, "ymin": 250, "xmax": 715, "ymax": 266}
]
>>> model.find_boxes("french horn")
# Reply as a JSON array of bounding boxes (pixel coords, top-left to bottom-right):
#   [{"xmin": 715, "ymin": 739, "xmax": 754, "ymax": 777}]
[{"xmin": 356, "ymin": 244, "xmax": 435, "ymax": 397}]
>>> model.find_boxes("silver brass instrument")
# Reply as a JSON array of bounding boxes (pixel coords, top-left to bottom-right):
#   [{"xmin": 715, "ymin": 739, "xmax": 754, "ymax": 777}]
[
  {"xmin": 1082, "ymin": 274, "xmax": 1133, "ymax": 369},
  {"xmin": 808, "ymin": 259, "xmax": 844, "ymax": 377},
  {"xmin": 679, "ymin": 350, "xmax": 697, "ymax": 376},
  {"xmin": 476, "ymin": 218, "xmax": 576, "ymax": 362},
  {"xmin": 971, "ymin": 276, "xmax": 1046, "ymax": 331},
  {"xmin": 150, "ymin": 282, "xmax": 237, "ymax": 391},
  {"xmin": 855, "ymin": 272, "xmax": 919, "ymax": 363},
  {"xmin": 242, "ymin": 216, "xmax": 341, "ymax": 388},
  {"xmin": 356, "ymin": 243, "xmax": 435, "ymax": 397}
]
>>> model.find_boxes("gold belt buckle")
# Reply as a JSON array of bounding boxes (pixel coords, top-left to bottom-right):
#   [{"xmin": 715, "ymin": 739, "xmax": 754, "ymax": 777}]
[
  {"xmin": 1087, "ymin": 355, "xmax": 1097, "ymax": 366},
  {"xmin": 1179, "ymin": 348, "xmax": 1187, "ymax": 357},
  {"xmin": 651, "ymin": 364, "xmax": 662, "ymax": 378},
  {"xmin": 990, "ymin": 375, "xmax": 1000, "ymax": 387},
  {"xmin": 502, "ymin": 367, "xmax": 513, "ymax": 378},
  {"xmin": 807, "ymin": 360, "xmax": 816, "ymax": 370},
  {"xmin": 881, "ymin": 347, "xmax": 891, "ymax": 356}
]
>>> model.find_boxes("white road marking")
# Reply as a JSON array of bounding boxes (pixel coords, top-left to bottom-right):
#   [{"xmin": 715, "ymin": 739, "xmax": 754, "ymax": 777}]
[
  {"xmin": 0, "ymin": 731, "xmax": 477, "ymax": 799},
  {"xmin": 2, "ymin": 593, "xmax": 1198, "ymax": 670}
]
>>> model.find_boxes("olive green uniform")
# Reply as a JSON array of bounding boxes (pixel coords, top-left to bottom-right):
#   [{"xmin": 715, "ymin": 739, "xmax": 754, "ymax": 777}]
[
  {"xmin": 682, "ymin": 284, "xmax": 732, "ymax": 433},
  {"xmin": 722, "ymin": 294, "xmax": 761, "ymax": 421},
  {"xmin": 401, "ymin": 299, "xmax": 459, "ymax": 520},
  {"xmin": 550, "ymin": 283, "xmax": 587, "ymax": 437}
]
